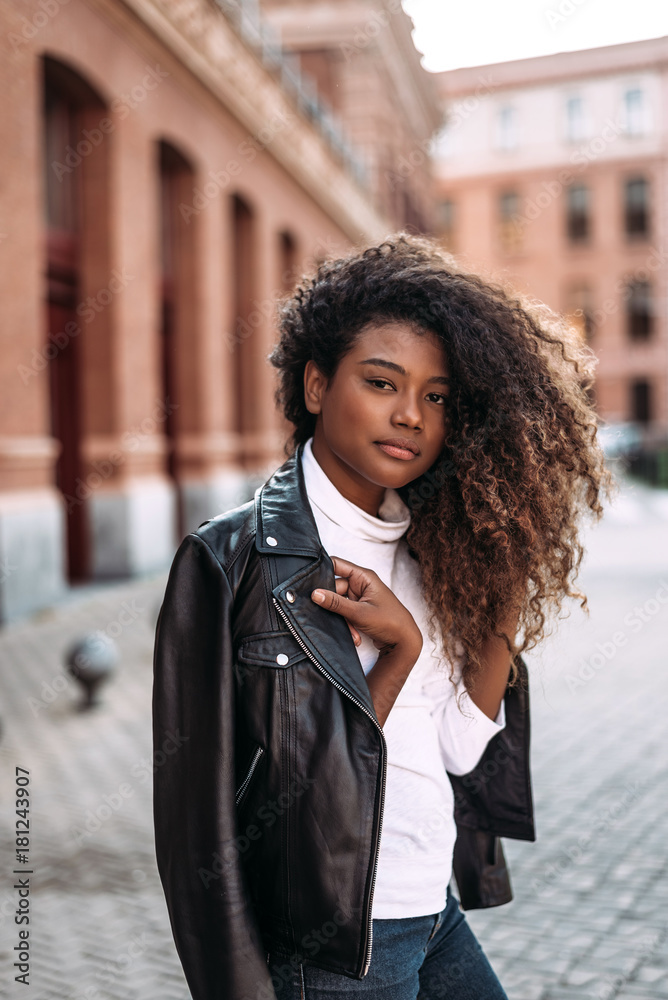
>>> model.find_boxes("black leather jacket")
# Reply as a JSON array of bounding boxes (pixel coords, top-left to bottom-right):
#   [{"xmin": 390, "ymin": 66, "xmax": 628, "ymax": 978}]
[{"xmin": 152, "ymin": 442, "xmax": 535, "ymax": 1000}]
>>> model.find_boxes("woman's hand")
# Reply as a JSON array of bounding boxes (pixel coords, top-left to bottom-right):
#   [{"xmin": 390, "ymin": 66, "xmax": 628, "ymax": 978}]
[
  {"xmin": 311, "ymin": 556, "xmax": 422, "ymax": 657},
  {"xmin": 311, "ymin": 556, "xmax": 423, "ymax": 727}
]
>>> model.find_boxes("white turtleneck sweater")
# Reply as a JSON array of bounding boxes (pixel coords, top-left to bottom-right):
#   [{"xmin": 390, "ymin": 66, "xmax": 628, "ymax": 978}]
[{"xmin": 301, "ymin": 437, "xmax": 506, "ymax": 919}]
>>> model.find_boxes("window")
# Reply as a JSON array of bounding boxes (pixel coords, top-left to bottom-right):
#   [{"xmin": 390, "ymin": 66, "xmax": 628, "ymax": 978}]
[
  {"xmin": 565, "ymin": 96, "xmax": 587, "ymax": 142},
  {"xmin": 624, "ymin": 89, "xmax": 647, "ymax": 136},
  {"xmin": 495, "ymin": 106, "xmax": 518, "ymax": 151},
  {"xmin": 624, "ymin": 177, "xmax": 649, "ymax": 237},
  {"xmin": 433, "ymin": 122, "xmax": 456, "ymax": 159},
  {"xmin": 498, "ymin": 191, "xmax": 522, "ymax": 253},
  {"xmin": 278, "ymin": 230, "xmax": 298, "ymax": 293},
  {"xmin": 159, "ymin": 141, "xmax": 195, "ymax": 491},
  {"xmin": 566, "ymin": 184, "xmax": 590, "ymax": 242},
  {"xmin": 626, "ymin": 280, "xmax": 653, "ymax": 340},
  {"xmin": 630, "ymin": 379, "xmax": 652, "ymax": 424},
  {"xmin": 438, "ymin": 198, "xmax": 456, "ymax": 248},
  {"xmin": 566, "ymin": 285, "xmax": 595, "ymax": 343}
]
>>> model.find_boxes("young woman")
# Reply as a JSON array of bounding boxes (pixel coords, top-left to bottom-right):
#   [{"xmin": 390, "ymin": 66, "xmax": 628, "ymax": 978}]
[{"xmin": 152, "ymin": 235, "xmax": 613, "ymax": 1000}]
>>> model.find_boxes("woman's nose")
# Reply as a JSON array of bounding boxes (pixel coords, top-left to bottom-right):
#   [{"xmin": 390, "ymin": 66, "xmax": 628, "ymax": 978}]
[{"xmin": 392, "ymin": 393, "xmax": 423, "ymax": 429}]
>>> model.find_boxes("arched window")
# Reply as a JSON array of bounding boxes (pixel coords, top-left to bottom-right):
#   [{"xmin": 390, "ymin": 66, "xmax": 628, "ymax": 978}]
[
  {"xmin": 158, "ymin": 140, "xmax": 195, "ymax": 531},
  {"xmin": 42, "ymin": 56, "xmax": 109, "ymax": 581},
  {"xmin": 278, "ymin": 230, "xmax": 298, "ymax": 293},
  {"xmin": 231, "ymin": 194, "xmax": 256, "ymax": 445}
]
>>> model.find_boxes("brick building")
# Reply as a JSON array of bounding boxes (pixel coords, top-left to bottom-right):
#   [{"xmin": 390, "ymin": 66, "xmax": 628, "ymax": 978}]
[
  {"xmin": 433, "ymin": 37, "xmax": 668, "ymax": 442},
  {"xmin": 261, "ymin": 0, "xmax": 441, "ymax": 232},
  {"xmin": 0, "ymin": 0, "xmax": 438, "ymax": 621}
]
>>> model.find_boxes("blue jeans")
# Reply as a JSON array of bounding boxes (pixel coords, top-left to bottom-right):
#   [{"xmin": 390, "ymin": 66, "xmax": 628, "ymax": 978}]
[{"xmin": 267, "ymin": 887, "xmax": 508, "ymax": 999}]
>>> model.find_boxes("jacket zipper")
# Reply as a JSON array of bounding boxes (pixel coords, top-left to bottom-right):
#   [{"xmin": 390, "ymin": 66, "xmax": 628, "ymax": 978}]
[
  {"xmin": 272, "ymin": 596, "xmax": 386, "ymax": 977},
  {"xmin": 235, "ymin": 745, "xmax": 264, "ymax": 806}
]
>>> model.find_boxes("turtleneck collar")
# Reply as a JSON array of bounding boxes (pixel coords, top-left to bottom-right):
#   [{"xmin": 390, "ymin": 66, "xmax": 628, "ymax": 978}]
[{"xmin": 301, "ymin": 437, "xmax": 411, "ymax": 544}]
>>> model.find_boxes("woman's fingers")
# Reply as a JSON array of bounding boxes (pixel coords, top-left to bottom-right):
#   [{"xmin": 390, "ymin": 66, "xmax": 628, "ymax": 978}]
[{"xmin": 311, "ymin": 587, "xmax": 371, "ymax": 626}]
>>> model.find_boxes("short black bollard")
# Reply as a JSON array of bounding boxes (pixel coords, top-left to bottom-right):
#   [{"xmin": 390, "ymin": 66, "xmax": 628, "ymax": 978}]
[{"xmin": 66, "ymin": 632, "xmax": 119, "ymax": 710}]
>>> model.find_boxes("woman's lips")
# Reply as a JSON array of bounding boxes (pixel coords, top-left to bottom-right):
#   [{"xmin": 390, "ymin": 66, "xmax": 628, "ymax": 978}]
[{"xmin": 376, "ymin": 442, "xmax": 418, "ymax": 461}]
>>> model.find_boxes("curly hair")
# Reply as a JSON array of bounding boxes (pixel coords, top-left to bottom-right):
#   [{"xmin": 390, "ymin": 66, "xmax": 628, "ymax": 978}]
[{"xmin": 269, "ymin": 233, "xmax": 616, "ymax": 690}]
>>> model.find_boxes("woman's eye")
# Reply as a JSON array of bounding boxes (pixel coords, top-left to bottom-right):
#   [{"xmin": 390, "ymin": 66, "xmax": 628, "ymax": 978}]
[
  {"xmin": 427, "ymin": 392, "xmax": 448, "ymax": 405},
  {"xmin": 367, "ymin": 378, "xmax": 394, "ymax": 390}
]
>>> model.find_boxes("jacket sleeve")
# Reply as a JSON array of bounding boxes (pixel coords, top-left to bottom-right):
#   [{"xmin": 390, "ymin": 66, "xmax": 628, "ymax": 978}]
[{"xmin": 152, "ymin": 532, "xmax": 277, "ymax": 1000}]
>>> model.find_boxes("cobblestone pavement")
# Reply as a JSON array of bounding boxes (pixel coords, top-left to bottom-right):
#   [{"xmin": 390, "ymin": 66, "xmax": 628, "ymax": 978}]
[{"xmin": 0, "ymin": 471, "xmax": 667, "ymax": 1000}]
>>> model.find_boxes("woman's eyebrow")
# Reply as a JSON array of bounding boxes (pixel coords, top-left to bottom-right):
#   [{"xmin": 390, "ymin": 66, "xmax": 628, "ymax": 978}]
[{"xmin": 358, "ymin": 357, "xmax": 451, "ymax": 385}]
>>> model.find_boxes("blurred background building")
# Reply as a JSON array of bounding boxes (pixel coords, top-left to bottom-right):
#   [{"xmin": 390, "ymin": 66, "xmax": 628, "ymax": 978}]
[
  {"xmin": 3, "ymin": 1, "xmax": 668, "ymax": 625},
  {"xmin": 0, "ymin": 0, "xmax": 440, "ymax": 621},
  {"xmin": 433, "ymin": 36, "xmax": 668, "ymax": 448}
]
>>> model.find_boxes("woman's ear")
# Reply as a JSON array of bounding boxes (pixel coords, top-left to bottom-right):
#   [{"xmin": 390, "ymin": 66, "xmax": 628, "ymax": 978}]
[{"xmin": 304, "ymin": 360, "xmax": 328, "ymax": 415}]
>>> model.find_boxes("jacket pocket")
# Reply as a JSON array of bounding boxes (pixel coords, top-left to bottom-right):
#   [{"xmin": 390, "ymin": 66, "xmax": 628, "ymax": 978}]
[
  {"xmin": 235, "ymin": 744, "xmax": 265, "ymax": 807},
  {"xmin": 237, "ymin": 630, "xmax": 309, "ymax": 669}
]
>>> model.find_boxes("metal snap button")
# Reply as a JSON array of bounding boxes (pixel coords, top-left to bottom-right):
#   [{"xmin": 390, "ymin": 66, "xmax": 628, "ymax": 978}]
[
  {"xmin": 286, "ymin": 590, "xmax": 296, "ymax": 603},
  {"xmin": 276, "ymin": 653, "xmax": 289, "ymax": 666},
  {"xmin": 266, "ymin": 536, "xmax": 278, "ymax": 547}
]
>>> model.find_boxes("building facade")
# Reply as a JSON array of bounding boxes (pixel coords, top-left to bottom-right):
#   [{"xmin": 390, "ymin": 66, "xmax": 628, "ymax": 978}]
[
  {"xmin": 1, "ymin": 0, "xmax": 439, "ymax": 620},
  {"xmin": 261, "ymin": 0, "xmax": 442, "ymax": 232},
  {"xmin": 433, "ymin": 37, "xmax": 668, "ymax": 441}
]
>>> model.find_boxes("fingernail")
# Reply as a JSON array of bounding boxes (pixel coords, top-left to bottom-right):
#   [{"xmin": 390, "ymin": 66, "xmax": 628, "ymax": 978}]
[{"xmin": 312, "ymin": 590, "xmax": 324, "ymax": 603}]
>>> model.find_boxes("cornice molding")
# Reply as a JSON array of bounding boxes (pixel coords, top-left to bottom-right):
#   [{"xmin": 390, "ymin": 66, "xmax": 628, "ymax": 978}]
[
  {"xmin": 263, "ymin": 0, "xmax": 442, "ymax": 139},
  {"xmin": 115, "ymin": 0, "xmax": 388, "ymax": 241}
]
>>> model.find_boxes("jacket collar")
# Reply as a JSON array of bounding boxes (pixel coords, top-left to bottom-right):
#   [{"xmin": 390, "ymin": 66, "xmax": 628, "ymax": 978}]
[
  {"xmin": 254, "ymin": 441, "xmax": 380, "ymax": 720},
  {"xmin": 255, "ymin": 440, "xmax": 323, "ymax": 557}
]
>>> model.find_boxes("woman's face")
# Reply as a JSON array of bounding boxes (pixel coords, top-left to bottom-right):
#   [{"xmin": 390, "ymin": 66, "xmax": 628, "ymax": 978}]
[{"xmin": 304, "ymin": 321, "xmax": 450, "ymax": 516}]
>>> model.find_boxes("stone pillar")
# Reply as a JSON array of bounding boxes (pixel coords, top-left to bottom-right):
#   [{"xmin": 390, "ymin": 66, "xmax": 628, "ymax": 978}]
[
  {"xmin": 176, "ymin": 168, "xmax": 248, "ymax": 534},
  {"xmin": 0, "ymin": 45, "xmax": 66, "ymax": 621},
  {"xmin": 239, "ymin": 205, "xmax": 287, "ymax": 481},
  {"xmin": 84, "ymin": 112, "xmax": 176, "ymax": 578}
]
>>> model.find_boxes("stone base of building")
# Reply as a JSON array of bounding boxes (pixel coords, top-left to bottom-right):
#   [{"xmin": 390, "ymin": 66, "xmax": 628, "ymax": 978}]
[
  {"xmin": 88, "ymin": 476, "xmax": 178, "ymax": 579},
  {"xmin": 0, "ymin": 488, "xmax": 66, "ymax": 623},
  {"xmin": 180, "ymin": 468, "xmax": 254, "ymax": 535}
]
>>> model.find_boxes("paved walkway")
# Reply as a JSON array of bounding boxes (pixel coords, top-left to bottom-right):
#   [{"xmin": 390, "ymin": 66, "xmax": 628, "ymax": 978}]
[{"xmin": 0, "ymin": 471, "xmax": 667, "ymax": 1000}]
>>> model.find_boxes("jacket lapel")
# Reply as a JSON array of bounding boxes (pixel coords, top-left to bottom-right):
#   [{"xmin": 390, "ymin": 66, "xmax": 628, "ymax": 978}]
[{"xmin": 256, "ymin": 443, "xmax": 378, "ymax": 719}]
